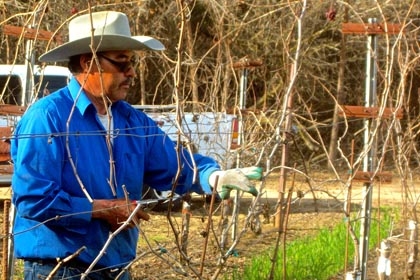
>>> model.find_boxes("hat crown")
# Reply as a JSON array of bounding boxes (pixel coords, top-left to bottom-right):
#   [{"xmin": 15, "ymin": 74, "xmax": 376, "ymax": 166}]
[
  {"xmin": 39, "ymin": 11, "xmax": 165, "ymax": 62},
  {"xmin": 69, "ymin": 11, "xmax": 131, "ymax": 41}
]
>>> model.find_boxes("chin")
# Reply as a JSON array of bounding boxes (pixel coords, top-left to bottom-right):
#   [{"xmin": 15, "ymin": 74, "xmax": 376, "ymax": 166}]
[{"xmin": 118, "ymin": 92, "xmax": 128, "ymax": 101}]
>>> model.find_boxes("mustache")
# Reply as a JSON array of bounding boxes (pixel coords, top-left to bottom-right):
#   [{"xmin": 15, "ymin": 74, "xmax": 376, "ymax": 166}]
[{"xmin": 121, "ymin": 78, "xmax": 134, "ymax": 87}]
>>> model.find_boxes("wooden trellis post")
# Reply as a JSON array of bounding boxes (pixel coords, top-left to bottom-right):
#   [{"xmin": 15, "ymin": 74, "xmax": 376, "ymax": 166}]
[{"xmin": 340, "ymin": 19, "xmax": 402, "ymax": 280}]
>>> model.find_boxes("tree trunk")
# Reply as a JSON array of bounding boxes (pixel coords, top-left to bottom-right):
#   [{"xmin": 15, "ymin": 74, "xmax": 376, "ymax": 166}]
[
  {"xmin": 184, "ymin": 4, "xmax": 198, "ymax": 112},
  {"xmin": 328, "ymin": 6, "xmax": 348, "ymax": 169}
]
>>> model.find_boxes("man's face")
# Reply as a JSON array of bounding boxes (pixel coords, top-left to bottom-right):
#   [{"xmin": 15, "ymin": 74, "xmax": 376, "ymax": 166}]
[{"xmin": 81, "ymin": 50, "xmax": 138, "ymax": 103}]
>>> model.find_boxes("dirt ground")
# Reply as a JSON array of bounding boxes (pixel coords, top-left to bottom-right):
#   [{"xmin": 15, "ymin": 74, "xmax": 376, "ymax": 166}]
[
  {"xmin": 128, "ymin": 171, "xmax": 419, "ymax": 280},
  {"xmin": 1, "ymin": 171, "xmax": 418, "ymax": 279}
]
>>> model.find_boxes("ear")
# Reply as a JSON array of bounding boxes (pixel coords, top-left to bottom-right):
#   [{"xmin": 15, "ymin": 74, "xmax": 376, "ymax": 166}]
[{"xmin": 79, "ymin": 54, "xmax": 92, "ymax": 72}]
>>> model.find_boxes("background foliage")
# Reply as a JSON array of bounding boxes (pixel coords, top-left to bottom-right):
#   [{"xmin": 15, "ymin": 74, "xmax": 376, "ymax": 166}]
[
  {"xmin": 2, "ymin": 0, "xmax": 420, "ymax": 180},
  {"xmin": 2, "ymin": 1, "xmax": 420, "ymax": 278}
]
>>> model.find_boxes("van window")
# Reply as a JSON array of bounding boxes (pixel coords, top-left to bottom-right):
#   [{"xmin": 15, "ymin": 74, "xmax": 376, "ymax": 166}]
[
  {"xmin": 34, "ymin": 75, "xmax": 68, "ymax": 99},
  {"xmin": 0, "ymin": 75, "xmax": 21, "ymax": 105},
  {"xmin": 0, "ymin": 74, "xmax": 69, "ymax": 105}
]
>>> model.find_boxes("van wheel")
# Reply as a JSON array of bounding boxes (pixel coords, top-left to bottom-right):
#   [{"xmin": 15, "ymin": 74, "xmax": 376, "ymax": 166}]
[{"xmin": 141, "ymin": 185, "xmax": 182, "ymax": 212}]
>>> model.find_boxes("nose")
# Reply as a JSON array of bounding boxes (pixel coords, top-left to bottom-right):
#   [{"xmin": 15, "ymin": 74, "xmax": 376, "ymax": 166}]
[{"xmin": 125, "ymin": 65, "xmax": 136, "ymax": 77}]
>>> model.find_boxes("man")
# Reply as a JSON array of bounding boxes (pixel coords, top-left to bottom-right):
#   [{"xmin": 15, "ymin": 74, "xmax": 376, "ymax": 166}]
[{"xmin": 11, "ymin": 11, "xmax": 261, "ymax": 279}]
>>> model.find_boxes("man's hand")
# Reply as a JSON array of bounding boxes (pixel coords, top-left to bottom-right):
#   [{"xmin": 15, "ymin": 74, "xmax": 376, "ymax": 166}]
[
  {"xmin": 209, "ymin": 166, "xmax": 263, "ymax": 199},
  {"xmin": 92, "ymin": 199, "xmax": 150, "ymax": 231}
]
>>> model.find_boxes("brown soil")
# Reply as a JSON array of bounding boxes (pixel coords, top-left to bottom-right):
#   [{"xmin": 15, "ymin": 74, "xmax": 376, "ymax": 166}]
[
  {"xmin": 129, "ymin": 172, "xmax": 418, "ymax": 280},
  {"xmin": 1, "ymin": 171, "xmax": 418, "ymax": 279}
]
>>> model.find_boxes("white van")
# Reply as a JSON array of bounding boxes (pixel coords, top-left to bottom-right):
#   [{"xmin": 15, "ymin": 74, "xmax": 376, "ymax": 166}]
[
  {"xmin": 0, "ymin": 65, "xmax": 70, "ymax": 187},
  {"xmin": 0, "ymin": 64, "xmax": 71, "ymax": 106}
]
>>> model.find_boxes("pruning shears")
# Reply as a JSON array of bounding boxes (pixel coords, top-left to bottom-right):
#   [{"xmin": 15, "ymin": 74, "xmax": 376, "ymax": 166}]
[{"xmin": 134, "ymin": 197, "xmax": 180, "ymax": 211}]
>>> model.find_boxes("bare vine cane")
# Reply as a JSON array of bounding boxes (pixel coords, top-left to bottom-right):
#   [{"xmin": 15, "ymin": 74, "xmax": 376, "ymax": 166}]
[
  {"xmin": 116, "ymin": 222, "xmax": 193, "ymax": 279},
  {"xmin": 45, "ymin": 246, "xmax": 86, "ymax": 280},
  {"xmin": 199, "ymin": 175, "xmax": 219, "ymax": 276},
  {"xmin": 180, "ymin": 193, "xmax": 192, "ymax": 264},
  {"xmin": 247, "ymin": 177, "xmax": 266, "ymax": 234},
  {"xmin": 266, "ymin": 164, "xmax": 295, "ymax": 280},
  {"xmin": 219, "ymin": 198, "xmax": 233, "ymax": 250},
  {"xmin": 115, "ymin": 248, "xmax": 158, "ymax": 279},
  {"xmin": 80, "ymin": 198, "xmax": 168, "ymax": 280},
  {"xmin": 165, "ymin": 1, "xmax": 200, "ymax": 269},
  {"xmin": 212, "ymin": 185, "xmax": 268, "ymax": 280},
  {"xmin": 217, "ymin": 167, "xmax": 262, "ymax": 253}
]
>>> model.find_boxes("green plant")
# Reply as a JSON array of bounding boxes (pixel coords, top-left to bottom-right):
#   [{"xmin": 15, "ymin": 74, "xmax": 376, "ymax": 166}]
[{"xmin": 232, "ymin": 208, "xmax": 395, "ymax": 280}]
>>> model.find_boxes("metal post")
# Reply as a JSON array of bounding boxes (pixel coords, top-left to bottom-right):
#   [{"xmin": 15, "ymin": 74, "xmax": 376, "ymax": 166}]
[
  {"xmin": 232, "ymin": 67, "xmax": 248, "ymax": 240},
  {"xmin": 21, "ymin": 8, "xmax": 41, "ymax": 106},
  {"xmin": 236, "ymin": 67, "xmax": 248, "ymax": 168},
  {"xmin": 359, "ymin": 18, "xmax": 378, "ymax": 280},
  {"xmin": 22, "ymin": 38, "xmax": 35, "ymax": 106}
]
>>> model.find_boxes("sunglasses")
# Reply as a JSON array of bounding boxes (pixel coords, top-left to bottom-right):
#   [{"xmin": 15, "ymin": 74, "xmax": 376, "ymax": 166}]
[{"xmin": 98, "ymin": 54, "xmax": 139, "ymax": 72}]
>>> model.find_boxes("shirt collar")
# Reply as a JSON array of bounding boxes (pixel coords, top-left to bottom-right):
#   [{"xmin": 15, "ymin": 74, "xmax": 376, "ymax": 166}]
[
  {"xmin": 68, "ymin": 77, "xmax": 93, "ymax": 116},
  {"xmin": 67, "ymin": 76, "xmax": 131, "ymax": 118}
]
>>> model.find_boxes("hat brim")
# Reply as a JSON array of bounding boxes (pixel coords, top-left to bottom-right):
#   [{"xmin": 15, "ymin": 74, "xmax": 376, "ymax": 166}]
[{"xmin": 39, "ymin": 35, "xmax": 165, "ymax": 62}]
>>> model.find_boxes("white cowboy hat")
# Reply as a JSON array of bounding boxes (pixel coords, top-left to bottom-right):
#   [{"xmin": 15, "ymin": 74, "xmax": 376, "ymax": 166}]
[{"xmin": 39, "ymin": 11, "xmax": 165, "ymax": 62}]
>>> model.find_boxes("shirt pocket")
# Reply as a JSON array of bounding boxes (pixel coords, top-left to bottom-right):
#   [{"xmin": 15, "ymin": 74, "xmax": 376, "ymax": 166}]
[{"xmin": 118, "ymin": 152, "xmax": 144, "ymax": 199}]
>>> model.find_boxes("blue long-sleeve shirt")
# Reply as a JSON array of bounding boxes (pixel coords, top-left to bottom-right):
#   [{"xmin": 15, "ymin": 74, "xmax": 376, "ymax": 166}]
[{"xmin": 11, "ymin": 77, "xmax": 219, "ymax": 268}]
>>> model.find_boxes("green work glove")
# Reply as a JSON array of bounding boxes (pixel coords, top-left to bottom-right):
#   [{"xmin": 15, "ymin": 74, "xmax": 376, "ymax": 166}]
[
  {"xmin": 209, "ymin": 167, "xmax": 263, "ymax": 199},
  {"xmin": 237, "ymin": 166, "xmax": 263, "ymax": 180}
]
